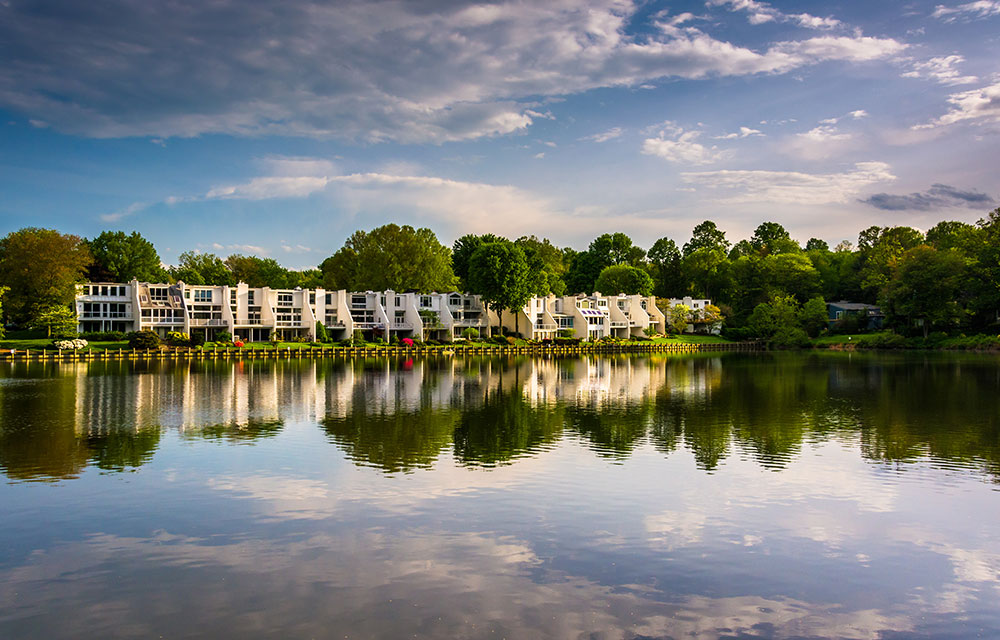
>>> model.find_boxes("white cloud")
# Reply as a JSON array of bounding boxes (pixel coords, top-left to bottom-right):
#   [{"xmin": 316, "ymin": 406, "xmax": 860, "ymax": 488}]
[
  {"xmin": 707, "ymin": 0, "xmax": 841, "ymax": 29},
  {"xmin": 932, "ymin": 1, "xmax": 1000, "ymax": 22},
  {"xmin": 0, "ymin": 1, "xmax": 906, "ymax": 141},
  {"xmin": 580, "ymin": 127, "xmax": 624, "ymax": 142},
  {"xmin": 902, "ymin": 55, "xmax": 979, "ymax": 85},
  {"xmin": 713, "ymin": 126, "xmax": 763, "ymax": 139},
  {"xmin": 99, "ymin": 201, "xmax": 149, "ymax": 222},
  {"xmin": 533, "ymin": 152, "xmax": 546, "ymax": 159},
  {"xmin": 642, "ymin": 122, "xmax": 723, "ymax": 164},
  {"xmin": 206, "ymin": 176, "xmax": 332, "ymax": 200},
  {"xmin": 681, "ymin": 161, "xmax": 896, "ymax": 204},
  {"xmin": 915, "ymin": 80, "xmax": 1000, "ymax": 128}
]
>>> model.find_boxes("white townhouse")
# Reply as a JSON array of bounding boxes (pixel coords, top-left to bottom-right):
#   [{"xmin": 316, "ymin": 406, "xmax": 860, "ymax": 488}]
[{"xmin": 75, "ymin": 282, "xmax": 665, "ymax": 342}]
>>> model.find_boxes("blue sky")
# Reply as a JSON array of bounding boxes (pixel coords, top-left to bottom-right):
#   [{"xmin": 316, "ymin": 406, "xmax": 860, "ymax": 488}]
[{"xmin": 1, "ymin": 0, "xmax": 998, "ymax": 268}]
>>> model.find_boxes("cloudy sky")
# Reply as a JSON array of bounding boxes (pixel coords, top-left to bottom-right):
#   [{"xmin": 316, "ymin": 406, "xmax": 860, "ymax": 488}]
[{"xmin": 1, "ymin": 0, "xmax": 998, "ymax": 267}]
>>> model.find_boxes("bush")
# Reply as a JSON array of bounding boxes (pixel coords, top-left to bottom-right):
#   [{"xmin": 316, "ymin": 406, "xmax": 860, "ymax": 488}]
[
  {"xmin": 352, "ymin": 329, "xmax": 364, "ymax": 346},
  {"xmin": 554, "ymin": 337, "xmax": 582, "ymax": 345},
  {"xmin": 722, "ymin": 327, "xmax": 756, "ymax": 342},
  {"xmin": 166, "ymin": 331, "xmax": 191, "ymax": 346},
  {"xmin": 128, "ymin": 330, "xmax": 161, "ymax": 350},
  {"xmin": 315, "ymin": 321, "xmax": 330, "ymax": 343},
  {"xmin": 203, "ymin": 342, "xmax": 216, "ymax": 349},
  {"xmin": 768, "ymin": 327, "xmax": 811, "ymax": 349},
  {"xmin": 54, "ymin": 338, "xmax": 88, "ymax": 350},
  {"xmin": 558, "ymin": 328, "xmax": 575, "ymax": 339},
  {"xmin": 190, "ymin": 332, "xmax": 206, "ymax": 347},
  {"xmin": 505, "ymin": 336, "xmax": 518, "ymax": 346},
  {"xmin": 461, "ymin": 327, "xmax": 480, "ymax": 340},
  {"xmin": 338, "ymin": 338, "xmax": 353, "ymax": 347},
  {"xmin": 854, "ymin": 331, "xmax": 907, "ymax": 349},
  {"xmin": 216, "ymin": 330, "xmax": 233, "ymax": 344}
]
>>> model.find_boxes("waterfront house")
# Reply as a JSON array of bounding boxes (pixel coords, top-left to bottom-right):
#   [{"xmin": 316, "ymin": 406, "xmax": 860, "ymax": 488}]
[{"xmin": 827, "ymin": 301, "xmax": 884, "ymax": 331}]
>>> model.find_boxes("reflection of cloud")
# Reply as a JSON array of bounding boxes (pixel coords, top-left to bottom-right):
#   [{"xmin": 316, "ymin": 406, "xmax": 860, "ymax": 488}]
[{"xmin": 645, "ymin": 509, "xmax": 707, "ymax": 549}]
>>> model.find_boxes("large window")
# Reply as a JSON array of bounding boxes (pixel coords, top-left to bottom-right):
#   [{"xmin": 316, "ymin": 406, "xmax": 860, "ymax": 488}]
[
  {"xmin": 420, "ymin": 296, "xmax": 432, "ymax": 308},
  {"xmin": 149, "ymin": 288, "xmax": 168, "ymax": 302},
  {"xmin": 277, "ymin": 293, "xmax": 293, "ymax": 306},
  {"xmin": 193, "ymin": 290, "xmax": 212, "ymax": 303}
]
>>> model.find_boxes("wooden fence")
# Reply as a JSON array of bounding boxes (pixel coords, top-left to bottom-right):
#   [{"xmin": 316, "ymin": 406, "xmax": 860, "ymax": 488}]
[{"xmin": 0, "ymin": 342, "xmax": 761, "ymax": 362}]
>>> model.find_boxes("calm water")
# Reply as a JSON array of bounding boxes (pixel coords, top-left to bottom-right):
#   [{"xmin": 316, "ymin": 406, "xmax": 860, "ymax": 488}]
[{"xmin": 1, "ymin": 353, "xmax": 999, "ymax": 639}]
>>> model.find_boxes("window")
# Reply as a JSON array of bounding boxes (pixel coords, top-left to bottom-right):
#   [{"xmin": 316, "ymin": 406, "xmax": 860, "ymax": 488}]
[
  {"xmin": 351, "ymin": 294, "xmax": 367, "ymax": 307},
  {"xmin": 617, "ymin": 300, "xmax": 626, "ymax": 310},
  {"xmin": 277, "ymin": 293, "xmax": 293, "ymax": 306},
  {"xmin": 325, "ymin": 293, "xmax": 332, "ymax": 305},
  {"xmin": 640, "ymin": 300, "xmax": 647, "ymax": 310},
  {"xmin": 395, "ymin": 296, "xmax": 402, "ymax": 306},
  {"xmin": 230, "ymin": 290, "xmax": 237, "ymax": 303},
  {"xmin": 150, "ymin": 288, "xmax": 168, "ymax": 302},
  {"xmin": 247, "ymin": 291, "xmax": 255, "ymax": 305},
  {"xmin": 557, "ymin": 317, "xmax": 573, "ymax": 328},
  {"xmin": 394, "ymin": 310, "xmax": 406, "ymax": 323},
  {"xmin": 194, "ymin": 290, "xmax": 212, "ymax": 303},
  {"xmin": 449, "ymin": 295, "xmax": 462, "ymax": 306},
  {"xmin": 309, "ymin": 293, "xmax": 316, "ymax": 305},
  {"xmin": 420, "ymin": 296, "xmax": 432, "ymax": 308},
  {"xmin": 380, "ymin": 296, "xmax": 386, "ymax": 307}
]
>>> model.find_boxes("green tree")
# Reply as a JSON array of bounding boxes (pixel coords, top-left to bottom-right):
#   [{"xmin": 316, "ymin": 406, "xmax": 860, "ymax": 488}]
[
  {"xmin": 681, "ymin": 248, "xmax": 731, "ymax": 299},
  {"xmin": 32, "ymin": 305, "xmax": 78, "ymax": 337},
  {"xmin": 594, "ymin": 264, "xmax": 654, "ymax": 296},
  {"xmin": 885, "ymin": 245, "xmax": 968, "ymax": 337},
  {"xmin": 225, "ymin": 254, "xmax": 290, "ymax": 288},
  {"xmin": 515, "ymin": 235, "xmax": 567, "ymax": 296},
  {"xmin": 0, "ymin": 228, "xmax": 91, "ymax": 326},
  {"xmin": 648, "ymin": 237, "xmax": 684, "ymax": 297},
  {"xmin": 169, "ymin": 251, "xmax": 233, "ymax": 285},
  {"xmin": 747, "ymin": 294, "xmax": 801, "ymax": 338},
  {"xmin": 683, "ymin": 220, "xmax": 730, "ymax": 257},
  {"xmin": 798, "ymin": 296, "xmax": 829, "ymax": 337},
  {"xmin": 857, "ymin": 225, "xmax": 924, "ymax": 302},
  {"xmin": 322, "ymin": 224, "xmax": 457, "ymax": 292},
  {"xmin": 805, "ymin": 238, "xmax": 829, "ymax": 252},
  {"xmin": 668, "ymin": 304, "xmax": 690, "ymax": 334},
  {"xmin": 749, "ymin": 221, "xmax": 800, "ymax": 256},
  {"xmin": 0, "ymin": 286, "xmax": 6, "ymax": 338},
  {"xmin": 87, "ymin": 231, "xmax": 166, "ymax": 282},
  {"xmin": 565, "ymin": 232, "xmax": 644, "ymax": 293},
  {"xmin": 467, "ymin": 241, "xmax": 532, "ymax": 337},
  {"xmin": 452, "ymin": 233, "xmax": 503, "ymax": 287}
]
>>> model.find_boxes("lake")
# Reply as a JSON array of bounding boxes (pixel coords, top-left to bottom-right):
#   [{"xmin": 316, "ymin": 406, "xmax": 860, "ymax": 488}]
[{"xmin": 1, "ymin": 353, "xmax": 998, "ymax": 639}]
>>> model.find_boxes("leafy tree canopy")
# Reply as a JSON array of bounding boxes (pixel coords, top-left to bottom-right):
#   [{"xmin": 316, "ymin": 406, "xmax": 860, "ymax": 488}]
[
  {"xmin": 683, "ymin": 220, "xmax": 730, "ymax": 257},
  {"xmin": 323, "ymin": 224, "xmax": 457, "ymax": 292},
  {"xmin": 594, "ymin": 264, "xmax": 654, "ymax": 296},
  {"xmin": 169, "ymin": 251, "xmax": 234, "ymax": 286},
  {"xmin": 87, "ymin": 231, "xmax": 166, "ymax": 282},
  {"xmin": 0, "ymin": 227, "xmax": 91, "ymax": 325}
]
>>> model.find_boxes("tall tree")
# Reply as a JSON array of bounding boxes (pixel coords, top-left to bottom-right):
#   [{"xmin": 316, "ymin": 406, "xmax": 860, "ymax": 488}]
[
  {"xmin": 515, "ymin": 235, "xmax": 567, "ymax": 296},
  {"xmin": 169, "ymin": 251, "xmax": 233, "ymax": 285},
  {"xmin": 467, "ymin": 241, "xmax": 532, "ymax": 337},
  {"xmin": 0, "ymin": 228, "xmax": 91, "ymax": 326},
  {"xmin": 565, "ymin": 232, "xmax": 644, "ymax": 293},
  {"xmin": 857, "ymin": 225, "xmax": 924, "ymax": 302},
  {"xmin": 452, "ymin": 233, "xmax": 503, "ymax": 287},
  {"xmin": 225, "ymin": 254, "xmax": 290, "ymax": 288},
  {"xmin": 594, "ymin": 265, "xmax": 654, "ymax": 296},
  {"xmin": 683, "ymin": 220, "xmax": 730, "ymax": 257},
  {"xmin": 884, "ymin": 245, "xmax": 968, "ymax": 337},
  {"xmin": 87, "ymin": 231, "xmax": 165, "ymax": 282},
  {"xmin": 749, "ymin": 222, "xmax": 799, "ymax": 256},
  {"xmin": 648, "ymin": 237, "xmax": 684, "ymax": 297},
  {"xmin": 322, "ymin": 224, "xmax": 457, "ymax": 292}
]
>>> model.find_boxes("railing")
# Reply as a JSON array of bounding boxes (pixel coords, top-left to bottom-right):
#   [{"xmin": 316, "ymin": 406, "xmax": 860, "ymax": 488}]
[
  {"xmin": 142, "ymin": 319, "xmax": 184, "ymax": 325},
  {"xmin": 391, "ymin": 322, "xmax": 412, "ymax": 329},
  {"xmin": 610, "ymin": 321, "xmax": 628, "ymax": 328},
  {"xmin": 81, "ymin": 313, "xmax": 132, "ymax": 319},
  {"xmin": 325, "ymin": 320, "xmax": 346, "ymax": 328},
  {"xmin": 189, "ymin": 318, "xmax": 228, "ymax": 326},
  {"xmin": 353, "ymin": 322, "xmax": 383, "ymax": 329},
  {"xmin": 535, "ymin": 324, "xmax": 558, "ymax": 331}
]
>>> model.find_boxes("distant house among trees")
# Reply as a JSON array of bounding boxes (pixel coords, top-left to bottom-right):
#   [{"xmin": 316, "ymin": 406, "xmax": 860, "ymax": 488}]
[{"xmin": 827, "ymin": 301, "xmax": 883, "ymax": 331}]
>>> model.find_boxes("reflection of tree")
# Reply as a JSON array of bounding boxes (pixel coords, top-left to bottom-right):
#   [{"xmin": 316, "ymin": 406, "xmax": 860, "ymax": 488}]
[
  {"xmin": 85, "ymin": 426, "xmax": 162, "ymax": 471},
  {"xmin": 453, "ymin": 389, "xmax": 562, "ymax": 467},
  {"xmin": 0, "ymin": 372, "xmax": 89, "ymax": 481},
  {"xmin": 565, "ymin": 404, "xmax": 650, "ymax": 460},
  {"xmin": 323, "ymin": 409, "xmax": 457, "ymax": 474},
  {"xmin": 188, "ymin": 419, "xmax": 284, "ymax": 444}
]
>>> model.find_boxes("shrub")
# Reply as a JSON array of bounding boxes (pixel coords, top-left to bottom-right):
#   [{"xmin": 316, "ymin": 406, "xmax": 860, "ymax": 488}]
[
  {"xmin": 338, "ymin": 338, "xmax": 353, "ymax": 347},
  {"xmin": 352, "ymin": 329, "xmax": 364, "ymax": 346},
  {"xmin": 426, "ymin": 339, "xmax": 441, "ymax": 346},
  {"xmin": 128, "ymin": 330, "xmax": 161, "ymax": 350},
  {"xmin": 203, "ymin": 342, "xmax": 216, "ymax": 349},
  {"xmin": 558, "ymin": 328, "xmax": 575, "ymax": 339},
  {"xmin": 315, "ymin": 321, "xmax": 329, "ymax": 343},
  {"xmin": 166, "ymin": 331, "xmax": 191, "ymax": 346},
  {"xmin": 54, "ymin": 338, "xmax": 88, "ymax": 350},
  {"xmin": 190, "ymin": 332, "xmax": 206, "ymax": 347},
  {"xmin": 216, "ymin": 330, "xmax": 233, "ymax": 344},
  {"xmin": 461, "ymin": 327, "xmax": 480, "ymax": 340},
  {"xmin": 769, "ymin": 327, "xmax": 811, "ymax": 349},
  {"xmin": 505, "ymin": 336, "xmax": 518, "ymax": 345},
  {"xmin": 855, "ymin": 331, "xmax": 907, "ymax": 349}
]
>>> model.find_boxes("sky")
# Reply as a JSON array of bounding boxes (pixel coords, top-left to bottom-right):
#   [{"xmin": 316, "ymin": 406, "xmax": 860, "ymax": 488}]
[{"xmin": 1, "ymin": 0, "xmax": 999, "ymax": 269}]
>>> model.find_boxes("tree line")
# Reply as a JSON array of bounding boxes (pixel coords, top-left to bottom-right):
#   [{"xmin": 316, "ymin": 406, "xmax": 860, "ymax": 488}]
[{"xmin": 1, "ymin": 209, "xmax": 998, "ymax": 339}]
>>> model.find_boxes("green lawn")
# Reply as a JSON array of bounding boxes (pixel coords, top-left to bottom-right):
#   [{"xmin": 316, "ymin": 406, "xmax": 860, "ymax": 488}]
[{"xmin": 811, "ymin": 334, "xmax": 866, "ymax": 345}]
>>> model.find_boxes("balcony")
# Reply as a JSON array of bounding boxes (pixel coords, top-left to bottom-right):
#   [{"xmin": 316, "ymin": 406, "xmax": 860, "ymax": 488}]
[
  {"xmin": 189, "ymin": 318, "xmax": 228, "ymax": 327},
  {"xmin": 535, "ymin": 324, "xmax": 558, "ymax": 331},
  {"xmin": 81, "ymin": 313, "xmax": 133, "ymax": 320},
  {"xmin": 391, "ymin": 321, "xmax": 412, "ymax": 329},
  {"xmin": 143, "ymin": 318, "xmax": 184, "ymax": 325},
  {"xmin": 610, "ymin": 321, "xmax": 628, "ymax": 328},
  {"xmin": 353, "ymin": 321, "xmax": 383, "ymax": 330}
]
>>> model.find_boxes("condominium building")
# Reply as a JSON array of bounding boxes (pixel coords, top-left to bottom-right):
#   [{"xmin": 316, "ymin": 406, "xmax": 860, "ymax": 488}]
[
  {"xmin": 75, "ymin": 280, "xmax": 492, "ymax": 342},
  {"xmin": 499, "ymin": 292, "xmax": 666, "ymax": 340}
]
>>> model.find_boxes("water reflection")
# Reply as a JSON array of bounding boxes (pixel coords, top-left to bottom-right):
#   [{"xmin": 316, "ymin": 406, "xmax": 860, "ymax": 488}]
[
  {"xmin": 2, "ymin": 354, "xmax": 1000, "ymax": 638},
  {"xmin": 1, "ymin": 353, "xmax": 1000, "ymax": 482}
]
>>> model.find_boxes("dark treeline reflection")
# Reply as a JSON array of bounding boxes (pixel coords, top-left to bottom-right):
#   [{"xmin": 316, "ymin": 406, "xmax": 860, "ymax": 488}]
[{"xmin": 2, "ymin": 353, "xmax": 999, "ymax": 481}]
